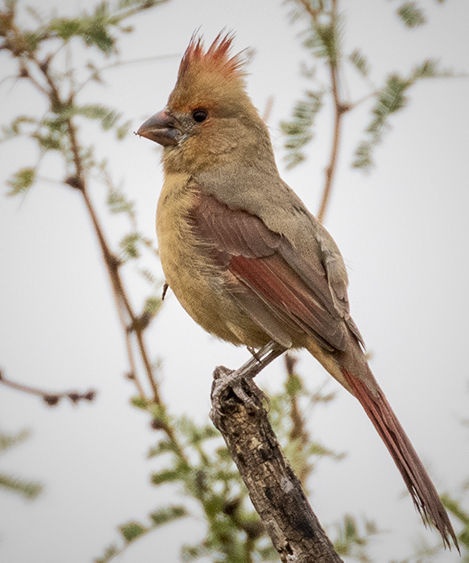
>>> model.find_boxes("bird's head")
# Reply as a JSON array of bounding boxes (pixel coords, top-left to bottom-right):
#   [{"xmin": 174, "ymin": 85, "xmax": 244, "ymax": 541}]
[{"xmin": 138, "ymin": 33, "xmax": 273, "ymax": 174}]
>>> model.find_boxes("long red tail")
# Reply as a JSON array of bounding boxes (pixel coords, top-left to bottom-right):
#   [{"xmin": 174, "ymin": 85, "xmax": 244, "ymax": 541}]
[{"xmin": 341, "ymin": 368, "xmax": 458, "ymax": 550}]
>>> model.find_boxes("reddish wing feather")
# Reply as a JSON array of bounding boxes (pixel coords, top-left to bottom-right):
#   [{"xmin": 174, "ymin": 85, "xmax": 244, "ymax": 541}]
[{"xmin": 194, "ymin": 193, "xmax": 346, "ymax": 351}]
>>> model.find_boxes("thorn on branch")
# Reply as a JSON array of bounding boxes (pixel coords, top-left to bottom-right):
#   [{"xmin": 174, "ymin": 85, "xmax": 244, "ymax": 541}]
[
  {"xmin": 127, "ymin": 311, "xmax": 153, "ymax": 333},
  {"xmin": 150, "ymin": 417, "xmax": 166, "ymax": 431},
  {"xmin": 64, "ymin": 175, "xmax": 85, "ymax": 191},
  {"xmin": 338, "ymin": 102, "xmax": 352, "ymax": 114},
  {"xmin": 0, "ymin": 368, "xmax": 96, "ymax": 407},
  {"xmin": 222, "ymin": 497, "xmax": 242, "ymax": 516},
  {"xmin": 38, "ymin": 55, "xmax": 52, "ymax": 74},
  {"xmin": 43, "ymin": 394, "xmax": 60, "ymax": 406},
  {"xmin": 41, "ymin": 389, "xmax": 96, "ymax": 407},
  {"xmin": 107, "ymin": 252, "xmax": 122, "ymax": 271},
  {"xmin": 243, "ymin": 521, "xmax": 265, "ymax": 541}
]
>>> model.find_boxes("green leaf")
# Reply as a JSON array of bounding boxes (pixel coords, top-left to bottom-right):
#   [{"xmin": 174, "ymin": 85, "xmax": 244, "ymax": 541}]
[
  {"xmin": 0, "ymin": 473, "xmax": 43, "ymax": 499},
  {"xmin": 147, "ymin": 439, "xmax": 178, "ymax": 458},
  {"xmin": 139, "ymin": 268, "xmax": 158, "ymax": 287},
  {"xmin": 411, "ymin": 58, "xmax": 440, "ymax": 80},
  {"xmin": 179, "ymin": 416, "xmax": 219, "ymax": 446},
  {"xmin": 352, "ymin": 140, "xmax": 373, "ymax": 170},
  {"xmin": 349, "ymin": 49, "xmax": 370, "ymax": 77},
  {"xmin": 308, "ymin": 441, "xmax": 345, "ymax": 461},
  {"xmin": 441, "ymin": 494, "xmax": 469, "ymax": 526},
  {"xmin": 48, "ymin": 9, "xmax": 116, "ymax": 54},
  {"xmin": 181, "ymin": 543, "xmax": 210, "ymax": 562},
  {"xmin": 119, "ymin": 521, "xmax": 147, "ymax": 543},
  {"xmin": 0, "ymin": 429, "xmax": 30, "ymax": 453},
  {"xmin": 0, "ymin": 116, "xmax": 38, "ymax": 143},
  {"xmin": 101, "ymin": 109, "xmax": 121, "ymax": 131},
  {"xmin": 50, "ymin": 18, "xmax": 82, "ymax": 41},
  {"xmin": 352, "ymin": 73, "xmax": 410, "ymax": 169},
  {"xmin": 353, "ymin": 58, "xmax": 450, "ymax": 170},
  {"xmin": 60, "ymin": 0, "xmax": 171, "ymax": 55},
  {"xmin": 33, "ymin": 131, "xmax": 63, "ymax": 151},
  {"xmin": 143, "ymin": 296, "xmax": 162, "ymax": 316},
  {"xmin": 119, "ymin": 232, "xmax": 141, "ymax": 259},
  {"xmin": 64, "ymin": 104, "xmax": 123, "ymax": 131},
  {"xmin": 151, "ymin": 467, "xmax": 186, "ymax": 486},
  {"xmin": 94, "ymin": 544, "xmax": 119, "ymax": 563},
  {"xmin": 116, "ymin": 119, "xmax": 131, "ymax": 139},
  {"xmin": 149, "ymin": 505, "xmax": 187, "ymax": 526},
  {"xmin": 372, "ymin": 74, "xmax": 409, "ymax": 122},
  {"xmin": 397, "ymin": 2, "xmax": 426, "ymax": 28},
  {"xmin": 332, "ymin": 514, "xmax": 380, "ymax": 560},
  {"xmin": 106, "ymin": 188, "xmax": 135, "ymax": 215},
  {"xmin": 6, "ymin": 167, "xmax": 36, "ymax": 196},
  {"xmin": 303, "ymin": 16, "xmax": 341, "ymax": 67},
  {"xmin": 130, "ymin": 396, "xmax": 149, "ymax": 409},
  {"xmin": 281, "ymin": 90, "xmax": 324, "ymax": 169},
  {"xmin": 285, "ymin": 374, "xmax": 302, "ymax": 396}
]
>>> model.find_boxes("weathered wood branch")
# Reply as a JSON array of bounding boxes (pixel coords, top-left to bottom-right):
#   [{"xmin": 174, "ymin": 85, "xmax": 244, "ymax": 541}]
[{"xmin": 210, "ymin": 359, "xmax": 343, "ymax": 563}]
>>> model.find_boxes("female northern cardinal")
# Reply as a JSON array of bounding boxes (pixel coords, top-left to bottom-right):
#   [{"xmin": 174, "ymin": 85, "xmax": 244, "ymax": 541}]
[{"xmin": 138, "ymin": 33, "xmax": 458, "ymax": 549}]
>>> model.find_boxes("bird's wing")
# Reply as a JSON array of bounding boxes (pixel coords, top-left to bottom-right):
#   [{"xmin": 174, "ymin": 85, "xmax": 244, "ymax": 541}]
[{"xmin": 194, "ymin": 192, "xmax": 360, "ymax": 351}]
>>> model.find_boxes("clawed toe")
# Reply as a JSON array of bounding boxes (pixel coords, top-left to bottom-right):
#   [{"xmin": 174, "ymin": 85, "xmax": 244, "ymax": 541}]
[
  {"xmin": 211, "ymin": 366, "xmax": 263, "ymax": 415},
  {"xmin": 210, "ymin": 342, "xmax": 285, "ymax": 418}
]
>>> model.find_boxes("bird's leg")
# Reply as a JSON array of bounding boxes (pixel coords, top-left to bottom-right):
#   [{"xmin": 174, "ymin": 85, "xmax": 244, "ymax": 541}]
[
  {"xmin": 211, "ymin": 341, "xmax": 286, "ymax": 414},
  {"xmin": 247, "ymin": 346, "xmax": 260, "ymax": 361}
]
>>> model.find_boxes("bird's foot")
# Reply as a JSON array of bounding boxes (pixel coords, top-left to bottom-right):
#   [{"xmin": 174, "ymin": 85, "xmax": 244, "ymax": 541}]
[
  {"xmin": 211, "ymin": 365, "xmax": 264, "ymax": 415},
  {"xmin": 247, "ymin": 346, "xmax": 261, "ymax": 362},
  {"xmin": 210, "ymin": 341, "xmax": 285, "ymax": 417}
]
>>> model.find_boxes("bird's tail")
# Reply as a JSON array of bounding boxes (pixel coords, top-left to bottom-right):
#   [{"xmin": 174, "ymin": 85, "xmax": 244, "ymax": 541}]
[{"xmin": 340, "ymin": 367, "xmax": 459, "ymax": 550}]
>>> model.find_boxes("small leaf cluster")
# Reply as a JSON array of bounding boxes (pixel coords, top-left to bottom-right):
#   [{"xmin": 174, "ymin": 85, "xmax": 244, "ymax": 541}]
[
  {"xmin": 396, "ymin": 2, "xmax": 426, "ymax": 29},
  {"xmin": 97, "ymin": 399, "xmax": 279, "ymax": 563},
  {"xmin": 332, "ymin": 514, "xmax": 380, "ymax": 563},
  {"xmin": 267, "ymin": 354, "xmax": 344, "ymax": 485},
  {"xmin": 0, "ymin": 0, "xmax": 169, "ymax": 58},
  {"xmin": 1, "ymin": 104, "xmax": 132, "ymax": 197},
  {"xmin": 280, "ymin": 90, "xmax": 323, "ymax": 169},
  {"xmin": 442, "ymin": 493, "xmax": 469, "ymax": 552},
  {"xmin": 0, "ymin": 428, "xmax": 43, "ymax": 500},
  {"xmin": 96, "ymin": 506, "xmax": 188, "ymax": 563},
  {"xmin": 352, "ymin": 60, "xmax": 447, "ymax": 169},
  {"xmin": 282, "ymin": 0, "xmax": 455, "ymax": 173}
]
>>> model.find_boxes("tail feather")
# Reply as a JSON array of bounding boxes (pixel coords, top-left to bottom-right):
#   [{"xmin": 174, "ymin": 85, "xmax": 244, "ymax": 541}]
[{"xmin": 341, "ymin": 368, "xmax": 459, "ymax": 551}]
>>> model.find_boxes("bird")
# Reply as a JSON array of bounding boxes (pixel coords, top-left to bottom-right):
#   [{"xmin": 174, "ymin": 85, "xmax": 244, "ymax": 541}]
[{"xmin": 137, "ymin": 32, "xmax": 458, "ymax": 549}]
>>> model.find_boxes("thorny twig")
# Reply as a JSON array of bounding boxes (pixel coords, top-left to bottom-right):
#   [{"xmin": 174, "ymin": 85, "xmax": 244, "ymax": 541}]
[{"xmin": 0, "ymin": 369, "xmax": 96, "ymax": 407}]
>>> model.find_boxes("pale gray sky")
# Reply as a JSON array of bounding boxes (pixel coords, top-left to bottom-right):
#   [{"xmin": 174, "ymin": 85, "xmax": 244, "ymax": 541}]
[{"xmin": 1, "ymin": 1, "xmax": 469, "ymax": 562}]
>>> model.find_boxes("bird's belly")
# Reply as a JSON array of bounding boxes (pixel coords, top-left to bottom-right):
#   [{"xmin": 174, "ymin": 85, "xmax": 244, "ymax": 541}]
[{"xmin": 156, "ymin": 179, "xmax": 270, "ymax": 347}]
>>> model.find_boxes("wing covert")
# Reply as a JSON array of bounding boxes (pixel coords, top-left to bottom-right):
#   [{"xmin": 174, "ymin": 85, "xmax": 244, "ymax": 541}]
[{"xmin": 194, "ymin": 192, "xmax": 357, "ymax": 351}]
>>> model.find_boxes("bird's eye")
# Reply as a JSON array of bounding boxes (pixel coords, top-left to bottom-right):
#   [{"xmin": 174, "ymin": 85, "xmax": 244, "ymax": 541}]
[{"xmin": 192, "ymin": 109, "xmax": 208, "ymax": 123}]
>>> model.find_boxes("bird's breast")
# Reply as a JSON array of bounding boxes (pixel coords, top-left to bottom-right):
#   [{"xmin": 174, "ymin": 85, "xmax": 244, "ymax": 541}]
[{"xmin": 156, "ymin": 175, "xmax": 269, "ymax": 346}]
